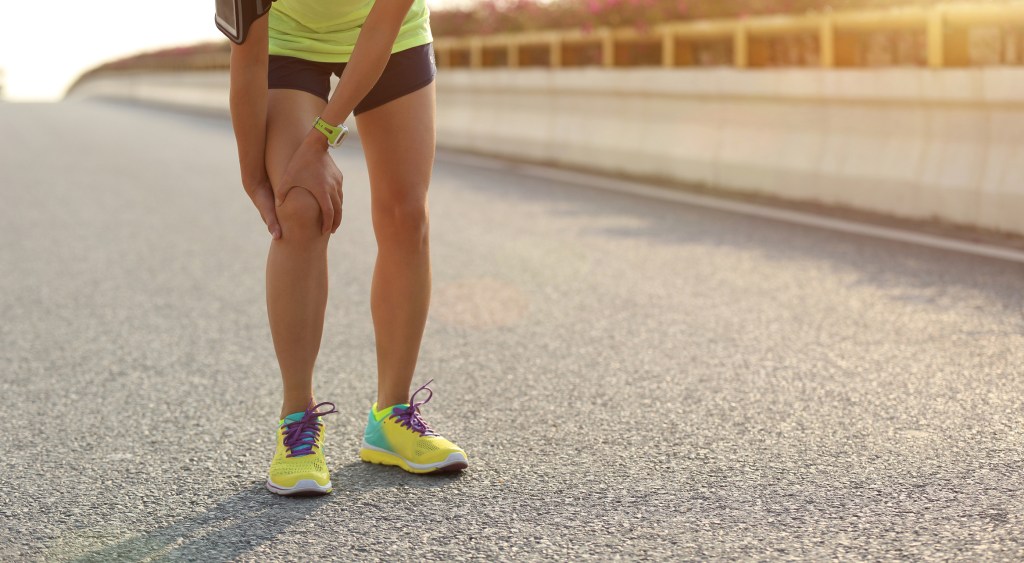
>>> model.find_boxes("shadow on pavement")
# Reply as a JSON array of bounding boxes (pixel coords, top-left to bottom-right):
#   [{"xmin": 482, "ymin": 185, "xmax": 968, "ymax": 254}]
[
  {"xmin": 62, "ymin": 481, "xmax": 322, "ymax": 562},
  {"xmin": 61, "ymin": 465, "xmax": 461, "ymax": 562}
]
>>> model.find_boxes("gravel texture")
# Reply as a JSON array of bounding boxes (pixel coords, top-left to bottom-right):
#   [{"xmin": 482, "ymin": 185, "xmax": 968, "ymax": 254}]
[{"xmin": 2, "ymin": 101, "xmax": 1024, "ymax": 561}]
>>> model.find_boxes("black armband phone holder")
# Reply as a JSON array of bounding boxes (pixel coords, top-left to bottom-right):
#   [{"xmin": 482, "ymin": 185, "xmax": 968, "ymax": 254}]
[{"xmin": 215, "ymin": 0, "xmax": 275, "ymax": 44}]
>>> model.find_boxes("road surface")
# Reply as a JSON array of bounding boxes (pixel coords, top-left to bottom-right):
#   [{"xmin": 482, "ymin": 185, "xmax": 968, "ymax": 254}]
[{"xmin": 2, "ymin": 101, "xmax": 1024, "ymax": 561}]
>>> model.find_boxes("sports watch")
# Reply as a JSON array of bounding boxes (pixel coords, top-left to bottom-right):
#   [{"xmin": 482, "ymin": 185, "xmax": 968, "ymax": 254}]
[{"xmin": 312, "ymin": 116, "xmax": 348, "ymax": 149}]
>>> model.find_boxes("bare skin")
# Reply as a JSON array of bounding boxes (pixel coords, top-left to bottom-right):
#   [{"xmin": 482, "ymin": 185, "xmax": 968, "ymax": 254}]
[
  {"xmin": 264, "ymin": 89, "xmax": 332, "ymax": 418},
  {"xmin": 229, "ymin": 1, "xmax": 427, "ymax": 420},
  {"xmin": 357, "ymin": 80, "xmax": 436, "ymax": 410},
  {"xmin": 264, "ymin": 82, "xmax": 436, "ymax": 418}
]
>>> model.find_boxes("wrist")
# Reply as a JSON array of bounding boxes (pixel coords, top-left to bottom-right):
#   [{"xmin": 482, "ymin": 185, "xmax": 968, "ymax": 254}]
[
  {"xmin": 304, "ymin": 128, "xmax": 330, "ymax": 151},
  {"xmin": 310, "ymin": 115, "xmax": 349, "ymax": 149}
]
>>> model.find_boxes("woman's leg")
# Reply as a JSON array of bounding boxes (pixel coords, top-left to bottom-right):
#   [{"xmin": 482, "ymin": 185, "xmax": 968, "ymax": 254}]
[
  {"xmin": 264, "ymin": 89, "xmax": 332, "ymax": 418},
  {"xmin": 354, "ymin": 81, "xmax": 437, "ymax": 409}
]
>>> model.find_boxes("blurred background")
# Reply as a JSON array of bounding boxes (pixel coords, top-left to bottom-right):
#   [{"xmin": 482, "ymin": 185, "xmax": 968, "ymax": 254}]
[
  {"xmin": 0, "ymin": 0, "xmax": 470, "ymax": 101},
  {"xmin": 5, "ymin": 1, "xmax": 1024, "ymax": 101}
]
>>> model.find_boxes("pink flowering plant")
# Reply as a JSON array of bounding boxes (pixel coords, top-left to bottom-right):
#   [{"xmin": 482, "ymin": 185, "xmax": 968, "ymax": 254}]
[{"xmin": 429, "ymin": 0, "xmax": 998, "ymax": 37}]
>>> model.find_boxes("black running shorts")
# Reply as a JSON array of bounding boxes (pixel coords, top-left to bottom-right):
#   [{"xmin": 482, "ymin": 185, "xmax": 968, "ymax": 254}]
[{"xmin": 267, "ymin": 42, "xmax": 436, "ymax": 115}]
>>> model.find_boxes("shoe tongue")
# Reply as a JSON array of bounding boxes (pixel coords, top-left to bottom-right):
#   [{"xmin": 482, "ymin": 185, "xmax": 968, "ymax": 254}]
[
  {"xmin": 282, "ymin": 411, "xmax": 307, "ymax": 426},
  {"xmin": 373, "ymin": 403, "xmax": 410, "ymax": 422}
]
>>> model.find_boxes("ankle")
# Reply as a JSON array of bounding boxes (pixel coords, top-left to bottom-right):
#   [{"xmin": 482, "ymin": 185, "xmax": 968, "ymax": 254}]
[
  {"xmin": 375, "ymin": 395, "xmax": 409, "ymax": 411},
  {"xmin": 280, "ymin": 396, "xmax": 315, "ymax": 419}
]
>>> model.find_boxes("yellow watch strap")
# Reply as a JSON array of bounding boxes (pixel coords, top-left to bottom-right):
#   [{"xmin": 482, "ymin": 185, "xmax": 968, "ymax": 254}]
[{"xmin": 312, "ymin": 116, "xmax": 347, "ymax": 147}]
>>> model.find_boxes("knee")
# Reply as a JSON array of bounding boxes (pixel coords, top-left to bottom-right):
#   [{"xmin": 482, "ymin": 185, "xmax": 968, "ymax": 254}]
[
  {"xmin": 275, "ymin": 186, "xmax": 326, "ymax": 243},
  {"xmin": 373, "ymin": 197, "xmax": 429, "ymax": 248}
]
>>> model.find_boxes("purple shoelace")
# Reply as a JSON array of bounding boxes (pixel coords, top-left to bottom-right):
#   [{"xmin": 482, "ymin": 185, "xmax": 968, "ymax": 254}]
[
  {"xmin": 283, "ymin": 400, "xmax": 337, "ymax": 458},
  {"xmin": 391, "ymin": 380, "xmax": 439, "ymax": 437}
]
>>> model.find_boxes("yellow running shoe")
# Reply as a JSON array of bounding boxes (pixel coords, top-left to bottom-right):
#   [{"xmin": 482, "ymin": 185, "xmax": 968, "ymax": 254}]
[
  {"xmin": 359, "ymin": 380, "xmax": 468, "ymax": 474},
  {"xmin": 265, "ymin": 401, "xmax": 337, "ymax": 496}
]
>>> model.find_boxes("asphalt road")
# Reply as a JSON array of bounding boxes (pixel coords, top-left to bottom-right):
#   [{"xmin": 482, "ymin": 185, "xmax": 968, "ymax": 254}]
[{"xmin": 3, "ymin": 100, "xmax": 1024, "ymax": 561}]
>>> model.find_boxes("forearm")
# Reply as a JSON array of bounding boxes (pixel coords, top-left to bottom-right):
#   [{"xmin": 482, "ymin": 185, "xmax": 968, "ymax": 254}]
[
  {"xmin": 228, "ymin": 16, "xmax": 271, "ymax": 188},
  {"xmin": 229, "ymin": 54, "xmax": 269, "ymax": 187},
  {"xmin": 316, "ymin": 1, "xmax": 414, "ymax": 132}
]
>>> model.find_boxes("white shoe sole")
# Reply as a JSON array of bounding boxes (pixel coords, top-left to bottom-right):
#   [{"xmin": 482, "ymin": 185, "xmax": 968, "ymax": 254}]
[
  {"xmin": 265, "ymin": 478, "xmax": 333, "ymax": 496},
  {"xmin": 359, "ymin": 441, "xmax": 468, "ymax": 473}
]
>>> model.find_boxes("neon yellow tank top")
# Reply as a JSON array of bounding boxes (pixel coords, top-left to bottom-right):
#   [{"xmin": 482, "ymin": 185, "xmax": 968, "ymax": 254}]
[{"xmin": 268, "ymin": 0, "xmax": 432, "ymax": 63}]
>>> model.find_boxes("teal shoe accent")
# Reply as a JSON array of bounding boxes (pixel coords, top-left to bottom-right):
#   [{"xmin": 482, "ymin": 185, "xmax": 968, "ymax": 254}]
[{"xmin": 363, "ymin": 407, "xmax": 394, "ymax": 451}]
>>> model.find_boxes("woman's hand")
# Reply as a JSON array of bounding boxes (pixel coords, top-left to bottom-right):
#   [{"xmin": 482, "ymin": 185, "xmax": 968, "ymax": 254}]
[
  {"xmin": 276, "ymin": 135, "xmax": 344, "ymax": 236},
  {"xmin": 245, "ymin": 177, "xmax": 282, "ymax": 240}
]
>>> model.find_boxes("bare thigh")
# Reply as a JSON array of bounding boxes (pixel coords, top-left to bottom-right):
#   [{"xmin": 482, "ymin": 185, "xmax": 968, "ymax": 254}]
[{"xmin": 355, "ymin": 80, "xmax": 436, "ymax": 208}]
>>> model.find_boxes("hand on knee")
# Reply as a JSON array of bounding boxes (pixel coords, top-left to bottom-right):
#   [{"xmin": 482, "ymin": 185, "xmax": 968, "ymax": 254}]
[{"xmin": 275, "ymin": 186, "xmax": 329, "ymax": 242}]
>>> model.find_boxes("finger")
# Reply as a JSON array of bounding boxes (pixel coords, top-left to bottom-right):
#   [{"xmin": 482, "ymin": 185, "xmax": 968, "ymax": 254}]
[
  {"xmin": 313, "ymin": 187, "xmax": 334, "ymax": 235},
  {"xmin": 266, "ymin": 209, "xmax": 282, "ymax": 240},
  {"xmin": 329, "ymin": 187, "xmax": 342, "ymax": 233},
  {"xmin": 254, "ymin": 191, "xmax": 282, "ymax": 239},
  {"xmin": 274, "ymin": 184, "xmax": 295, "ymax": 207}
]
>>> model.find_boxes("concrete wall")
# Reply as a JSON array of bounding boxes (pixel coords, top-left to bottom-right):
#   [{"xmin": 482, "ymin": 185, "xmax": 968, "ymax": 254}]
[
  {"xmin": 70, "ymin": 71, "xmax": 231, "ymax": 115},
  {"xmin": 70, "ymin": 67, "xmax": 1024, "ymax": 235},
  {"xmin": 436, "ymin": 67, "xmax": 1024, "ymax": 235}
]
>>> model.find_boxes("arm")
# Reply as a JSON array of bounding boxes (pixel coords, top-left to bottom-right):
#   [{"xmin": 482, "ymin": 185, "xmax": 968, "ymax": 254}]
[
  {"xmin": 303, "ymin": 0, "xmax": 416, "ymax": 149},
  {"xmin": 228, "ymin": 15, "xmax": 280, "ymax": 238},
  {"xmin": 275, "ymin": 0, "xmax": 415, "ymax": 234}
]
